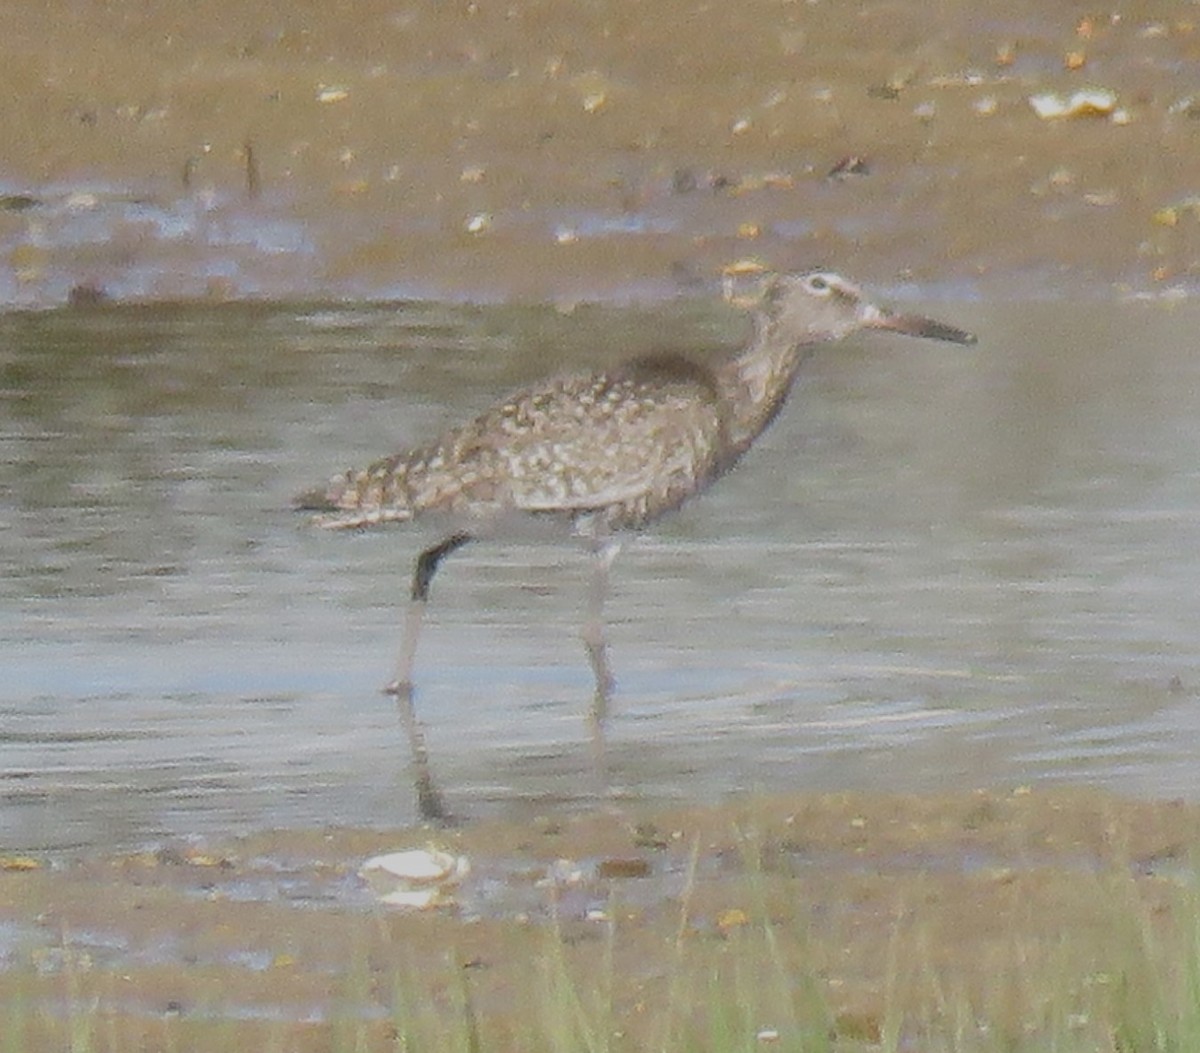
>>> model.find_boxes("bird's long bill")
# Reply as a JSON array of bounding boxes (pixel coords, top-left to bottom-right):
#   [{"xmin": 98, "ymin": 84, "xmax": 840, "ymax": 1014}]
[{"xmin": 868, "ymin": 307, "xmax": 977, "ymax": 345}]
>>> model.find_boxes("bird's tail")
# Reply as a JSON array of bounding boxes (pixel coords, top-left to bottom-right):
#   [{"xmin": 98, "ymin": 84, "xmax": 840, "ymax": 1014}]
[
  {"xmin": 293, "ymin": 484, "xmax": 342, "ymax": 513},
  {"xmin": 293, "ymin": 467, "xmax": 416, "ymax": 530}
]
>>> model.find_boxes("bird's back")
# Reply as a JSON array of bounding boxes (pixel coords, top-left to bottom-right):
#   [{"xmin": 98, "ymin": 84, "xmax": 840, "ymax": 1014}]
[{"xmin": 299, "ymin": 353, "xmax": 731, "ymax": 531}]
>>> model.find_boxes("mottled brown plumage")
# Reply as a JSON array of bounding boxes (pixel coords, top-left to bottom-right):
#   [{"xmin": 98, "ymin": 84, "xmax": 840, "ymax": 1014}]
[
  {"xmin": 298, "ymin": 270, "xmax": 975, "ymax": 699},
  {"xmin": 299, "ymin": 352, "xmax": 730, "ymax": 532}
]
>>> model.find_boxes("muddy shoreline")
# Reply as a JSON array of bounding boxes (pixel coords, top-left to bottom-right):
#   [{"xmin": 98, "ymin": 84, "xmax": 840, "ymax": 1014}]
[
  {"xmin": 2, "ymin": 786, "xmax": 1197, "ymax": 1044},
  {"xmin": 4, "ymin": 1, "xmax": 1200, "ymax": 305}
]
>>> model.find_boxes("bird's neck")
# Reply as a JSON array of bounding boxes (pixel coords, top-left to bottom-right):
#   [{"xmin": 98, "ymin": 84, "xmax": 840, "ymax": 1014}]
[{"xmin": 717, "ymin": 318, "xmax": 816, "ymax": 458}]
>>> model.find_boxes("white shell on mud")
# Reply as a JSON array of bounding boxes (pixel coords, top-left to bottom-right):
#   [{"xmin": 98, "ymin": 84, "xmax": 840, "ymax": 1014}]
[
  {"xmin": 465, "ymin": 213, "xmax": 492, "ymax": 235},
  {"xmin": 1028, "ymin": 89, "xmax": 1117, "ymax": 120},
  {"xmin": 359, "ymin": 849, "xmax": 470, "ymax": 909}
]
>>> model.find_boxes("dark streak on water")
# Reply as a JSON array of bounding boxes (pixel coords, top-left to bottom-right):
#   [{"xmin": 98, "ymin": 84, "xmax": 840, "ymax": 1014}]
[{"xmin": 4, "ymin": 296, "xmax": 1200, "ymax": 854}]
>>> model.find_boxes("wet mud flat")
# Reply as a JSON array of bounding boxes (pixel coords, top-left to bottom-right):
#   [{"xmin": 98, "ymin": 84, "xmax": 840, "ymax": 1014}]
[
  {"xmin": 3, "ymin": 787, "xmax": 1199, "ymax": 1049},
  {"xmin": 3, "ymin": 0, "xmax": 1200, "ymax": 304}
]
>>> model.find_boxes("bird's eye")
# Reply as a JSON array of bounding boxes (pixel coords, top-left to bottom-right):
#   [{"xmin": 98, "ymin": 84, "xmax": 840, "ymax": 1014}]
[{"xmin": 807, "ymin": 275, "xmax": 830, "ymax": 294}]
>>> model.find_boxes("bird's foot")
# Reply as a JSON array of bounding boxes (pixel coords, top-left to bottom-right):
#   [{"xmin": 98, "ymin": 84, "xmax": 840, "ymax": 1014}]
[{"xmin": 416, "ymin": 775, "xmax": 456, "ymax": 825}]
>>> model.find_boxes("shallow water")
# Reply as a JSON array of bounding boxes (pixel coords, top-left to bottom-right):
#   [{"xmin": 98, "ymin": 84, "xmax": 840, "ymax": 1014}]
[{"xmin": 4, "ymin": 294, "xmax": 1200, "ymax": 854}]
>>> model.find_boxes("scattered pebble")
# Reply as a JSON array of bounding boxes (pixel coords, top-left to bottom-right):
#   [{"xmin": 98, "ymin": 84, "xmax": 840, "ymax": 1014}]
[
  {"xmin": 827, "ymin": 155, "xmax": 870, "ymax": 181},
  {"xmin": 0, "ymin": 194, "xmax": 40, "ymax": 212},
  {"xmin": 1048, "ymin": 167, "xmax": 1075, "ymax": 188},
  {"xmin": 597, "ymin": 857, "xmax": 651, "ymax": 879},
  {"xmin": 68, "ymin": 283, "xmax": 108, "ymax": 308},
  {"xmin": 717, "ymin": 908, "xmax": 750, "ymax": 933},
  {"xmin": 572, "ymin": 70, "xmax": 611, "ymax": 113},
  {"xmin": 1153, "ymin": 198, "xmax": 1200, "ymax": 226},
  {"xmin": 540, "ymin": 859, "xmax": 584, "ymax": 887},
  {"xmin": 316, "ymin": 85, "xmax": 350, "ymax": 104},
  {"xmin": 867, "ymin": 84, "xmax": 901, "ymax": 101},
  {"xmin": 928, "ymin": 70, "xmax": 985, "ymax": 88},
  {"xmin": 671, "ymin": 168, "xmax": 698, "ymax": 194}
]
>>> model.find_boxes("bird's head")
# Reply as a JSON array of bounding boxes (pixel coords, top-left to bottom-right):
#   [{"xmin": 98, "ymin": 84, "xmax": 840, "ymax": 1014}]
[{"xmin": 755, "ymin": 270, "xmax": 976, "ymax": 347}]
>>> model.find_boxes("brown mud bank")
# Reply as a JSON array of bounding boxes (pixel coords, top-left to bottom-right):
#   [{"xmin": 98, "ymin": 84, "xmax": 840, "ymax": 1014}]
[
  {"xmin": 3, "ymin": 1, "xmax": 1200, "ymax": 305},
  {"xmin": 2, "ymin": 787, "xmax": 1199, "ymax": 1048}
]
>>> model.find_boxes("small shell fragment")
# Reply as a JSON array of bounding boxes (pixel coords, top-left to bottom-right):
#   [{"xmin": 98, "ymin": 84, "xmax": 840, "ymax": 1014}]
[
  {"xmin": 721, "ymin": 258, "xmax": 769, "ymax": 305},
  {"xmin": 465, "ymin": 213, "xmax": 492, "ymax": 235},
  {"xmin": 572, "ymin": 70, "xmax": 612, "ymax": 113},
  {"xmin": 1153, "ymin": 198, "xmax": 1200, "ymax": 226},
  {"xmin": 1028, "ymin": 89, "xmax": 1117, "ymax": 120},
  {"xmin": 539, "ymin": 858, "xmax": 584, "ymax": 886},
  {"xmin": 717, "ymin": 907, "xmax": 750, "ymax": 932},
  {"xmin": 721, "ymin": 257, "xmax": 768, "ymax": 277},
  {"xmin": 317, "ymin": 85, "xmax": 350, "ymax": 104}
]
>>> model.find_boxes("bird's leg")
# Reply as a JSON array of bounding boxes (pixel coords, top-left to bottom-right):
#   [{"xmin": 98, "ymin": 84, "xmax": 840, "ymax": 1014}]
[
  {"xmin": 392, "ymin": 684, "xmax": 452, "ymax": 822},
  {"xmin": 385, "ymin": 531, "xmax": 472, "ymax": 695},
  {"xmin": 582, "ymin": 535, "xmax": 621, "ymax": 721}
]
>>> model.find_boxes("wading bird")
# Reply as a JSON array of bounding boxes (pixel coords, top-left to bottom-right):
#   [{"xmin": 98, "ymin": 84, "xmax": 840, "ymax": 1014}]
[{"xmin": 297, "ymin": 271, "xmax": 975, "ymax": 706}]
